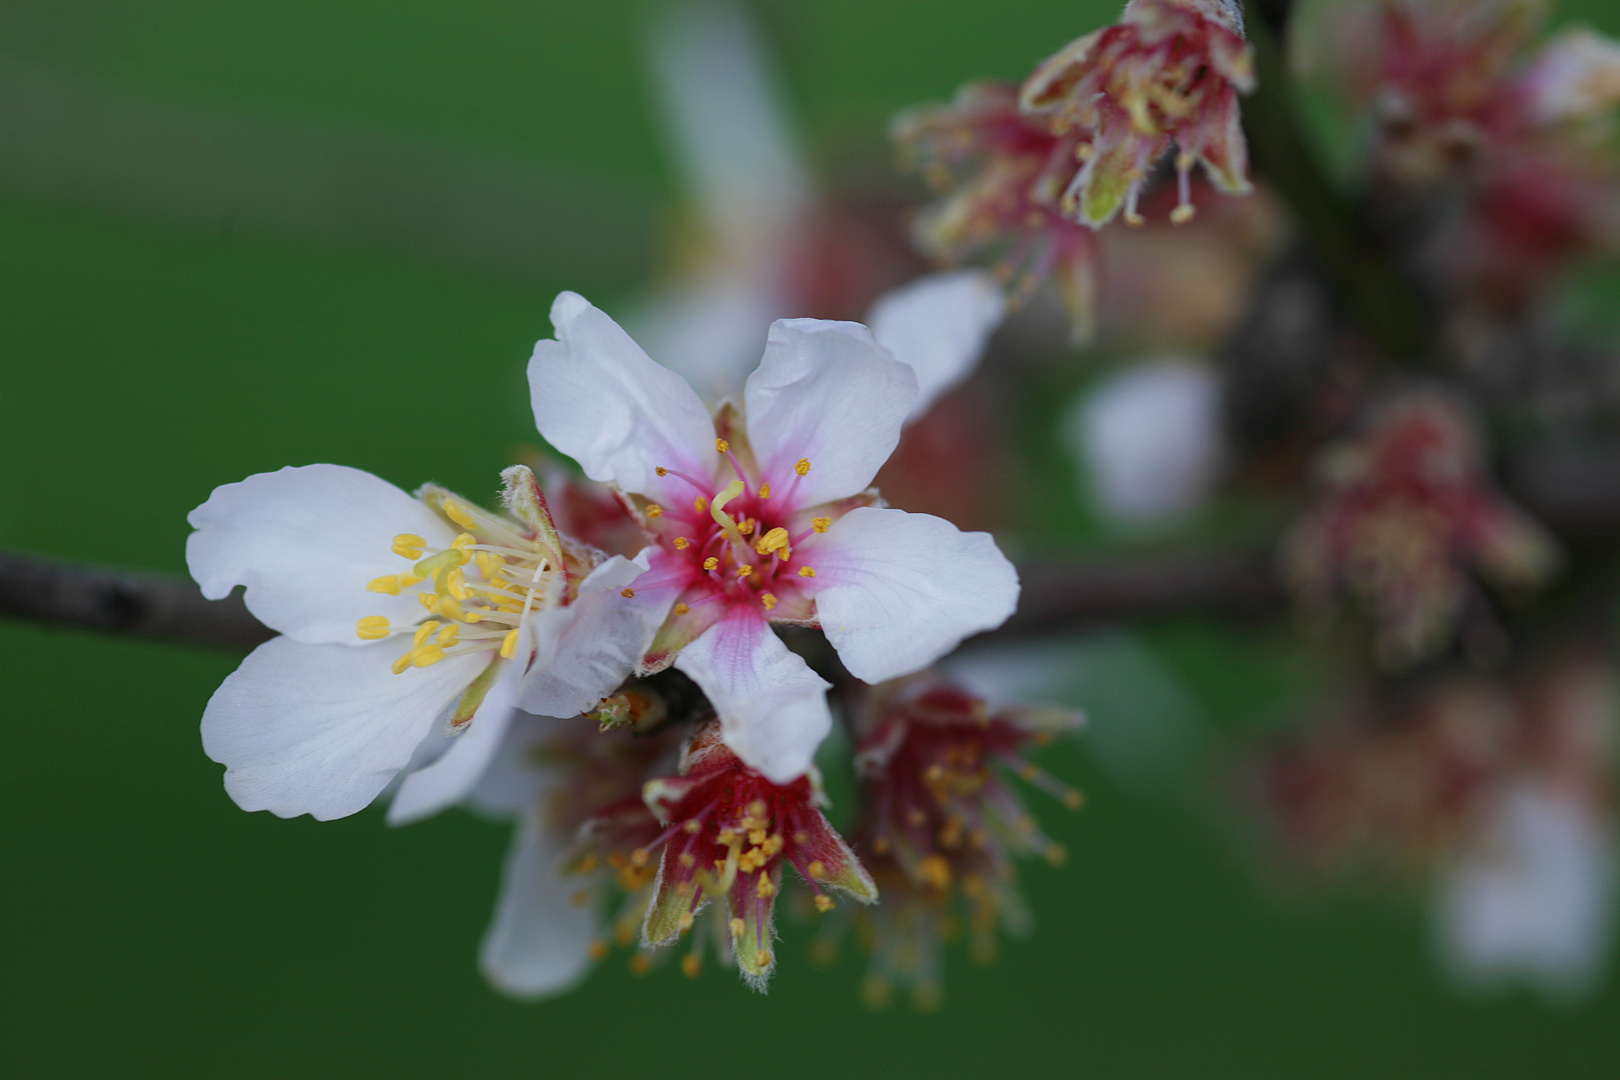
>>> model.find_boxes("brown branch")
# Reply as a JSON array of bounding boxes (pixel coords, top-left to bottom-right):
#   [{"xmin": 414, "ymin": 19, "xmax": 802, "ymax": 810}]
[{"xmin": 0, "ymin": 550, "xmax": 272, "ymax": 651}]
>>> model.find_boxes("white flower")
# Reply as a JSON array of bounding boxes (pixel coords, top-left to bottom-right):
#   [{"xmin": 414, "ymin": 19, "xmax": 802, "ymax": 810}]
[
  {"xmin": 528, "ymin": 291, "xmax": 1020, "ymax": 782},
  {"xmin": 187, "ymin": 463, "xmax": 658, "ymax": 822},
  {"xmin": 1065, "ymin": 358, "xmax": 1224, "ymax": 527},
  {"xmin": 1435, "ymin": 783, "xmax": 1618, "ymax": 1002}
]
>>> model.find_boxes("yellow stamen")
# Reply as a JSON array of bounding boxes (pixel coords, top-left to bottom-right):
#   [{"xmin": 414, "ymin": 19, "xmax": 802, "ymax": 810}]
[
  {"xmin": 674, "ymin": 537, "xmax": 690, "ymax": 549},
  {"xmin": 356, "ymin": 616, "xmax": 390, "ymax": 640},
  {"xmin": 694, "ymin": 496, "xmax": 708, "ymax": 513},
  {"xmin": 798, "ymin": 566, "xmax": 816, "ymax": 577},
  {"xmin": 391, "ymin": 652, "xmax": 413, "ymax": 675},
  {"xmin": 812, "ymin": 516, "xmax": 831, "ymax": 533},
  {"xmin": 367, "ymin": 575, "xmax": 403, "ymax": 595},
  {"xmin": 738, "ymin": 518, "xmax": 754, "ymax": 536},
  {"xmin": 737, "ymin": 565, "xmax": 753, "ymax": 578},
  {"xmin": 795, "ymin": 458, "xmax": 811, "ymax": 476},
  {"xmin": 621, "ymin": 587, "xmax": 635, "ymax": 598},
  {"xmin": 673, "ymin": 602, "xmax": 690, "ymax": 616},
  {"xmin": 444, "ymin": 502, "xmax": 479, "ymax": 530},
  {"xmin": 761, "ymin": 593, "xmax": 777, "ymax": 610},
  {"xmin": 413, "ymin": 620, "xmax": 442, "ymax": 647},
  {"xmin": 656, "ymin": 466, "xmax": 669, "ymax": 477},
  {"xmin": 411, "ymin": 644, "xmax": 447, "ymax": 668},
  {"xmin": 754, "ymin": 950, "xmax": 772, "ymax": 968},
  {"xmin": 758, "ymin": 483, "xmax": 771, "ymax": 499},
  {"xmin": 444, "ymin": 567, "xmax": 470, "ymax": 601},
  {"xmin": 730, "ymin": 918, "xmax": 745, "ymax": 938},
  {"xmin": 392, "ymin": 535, "xmax": 426, "ymax": 559},
  {"xmin": 679, "ymin": 852, "xmax": 696, "ymax": 867},
  {"xmin": 755, "ymin": 527, "xmax": 790, "ymax": 556},
  {"xmin": 703, "ymin": 557, "xmax": 719, "ymax": 572},
  {"xmin": 715, "ymin": 438, "xmax": 730, "ymax": 454},
  {"xmin": 646, "ymin": 504, "xmax": 663, "ymax": 519},
  {"xmin": 814, "ymin": 895, "xmax": 835, "ymax": 913},
  {"xmin": 500, "ymin": 629, "xmax": 520, "ymax": 659},
  {"xmin": 807, "ymin": 860, "xmax": 826, "ymax": 879},
  {"xmin": 437, "ymin": 624, "xmax": 459, "ymax": 647},
  {"xmin": 418, "ymin": 592, "xmax": 439, "ymax": 610},
  {"xmin": 678, "ymin": 912, "xmax": 694, "ymax": 932}
]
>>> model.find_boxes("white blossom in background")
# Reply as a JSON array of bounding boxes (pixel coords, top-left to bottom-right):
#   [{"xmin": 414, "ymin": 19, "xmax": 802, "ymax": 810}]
[
  {"xmin": 187, "ymin": 463, "xmax": 658, "ymax": 822},
  {"xmin": 1065, "ymin": 357, "xmax": 1224, "ymax": 527},
  {"xmin": 630, "ymin": 0, "xmax": 1005, "ymax": 418},
  {"xmin": 1435, "ymin": 783, "xmax": 1618, "ymax": 1002},
  {"xmin": 528, "ymin": 291, "xmax": 1020, "ymax": 783}
]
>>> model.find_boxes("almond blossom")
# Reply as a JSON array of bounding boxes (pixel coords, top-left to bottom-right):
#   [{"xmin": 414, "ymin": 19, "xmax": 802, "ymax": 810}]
[
  {"xmin": 639, "ymin": 718, "xmax": 877, "ymax": 990},
  {"xmin": 528, "ymin": 291, "xmax": 1020, "ymax": 782},
  {"xmin": 188, "ymin": 463, "xmax": 657, "ymax": 822},
  {"xmin": 1019, "ymin": 0, "xmax": 1255, "ymax": 229}
]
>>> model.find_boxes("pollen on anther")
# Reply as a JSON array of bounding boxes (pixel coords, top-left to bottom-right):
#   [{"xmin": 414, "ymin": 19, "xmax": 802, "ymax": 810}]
[
  {"xmin": 795, "ymin": 458, "xmax": 812, "ymax": 476},
  {"xmin": 678, "ymin": 912, "xmax": 695, "ymax": 933},
  {"xmin": 737, "ymin": 565, "xmax": 754, "ymax": 578},
  {"xmin": 812, "ymin": 516, "xmax": 831, "ymax": 533},
  {"xmin": 694, "ymin": 496, "xmax": 708, "ymax": 513},
  {"xmin": 646, "ymin": 504, "xmax": 663, "ymax": 519},
  {"xmin": 673, "ymin": 602, "xmax": 691, "ymax": 616},
  {"xmin": 656, "ymin": 466, "xmax": 669, "ymax": 477},
  {"xmin": 807, "ymin": 860, "xmax": 826, "ymax": 879},
  {"xmin": 703, "ymin": 557, "xmax": 719, "ymax": 572},
  {"xmin": 761, "ymin": 592, "xmax": 777, "ymax": 610},
  {"xmin": 367, "ymin": 575, "xmax": 402, "ymax": 595},
  {"xmin": 621, "ymin": 587, "xmax": 636, "ymax": 598},
  {"xmin": 500, "ymin": 628, "xmax": 520, "ymax": 659},
  {"xmin": 715, "ymin": 438, "xmax": 730, "ymax": 454},
  {"xmin": 356, "ymin": 616, "xmax": 390, "ymax": 640},
  {"xmin": 444, "ymin": 502, "xmax": 479, "ymax": 530},
  {"xmin": 729, "ymin": 917, "xmax": 745, "ymax": 938},
  {"xmin": 814, "ymin": 895, "xmax": 835, "ymax": 913},
  {"xmin": 758, "ymin": 483, "xmax": 771, "ymax": 499},
  {"xmin": 798, "ymin": 566, "xmax": 817, "ymax": 577},
  {"xmin": 674, "ymin": 537, "xmax": 690, "ymax": 549}
]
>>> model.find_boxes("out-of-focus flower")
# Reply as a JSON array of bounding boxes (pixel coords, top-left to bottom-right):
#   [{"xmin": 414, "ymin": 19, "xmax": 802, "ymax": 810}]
[
  {"xmin": 187, "ymin": 464, "xmax": 656, "ymax": 822},
  {"xmin": 1066, "ymin": 357, "xmax": 1225, "ymax": 527},
  {"xmin": 639, "ymin": 718, "xmax": 877, "ymax": 990},
  {"xmin": 529, "ymin": 292, "xmax": 1020, "ymax": 783},
  {"xmin": 1285, "ymin": 393, "xmax": 1558, "ymax": 669},
  {"xmin": 1020, "ymin": 0, "xmax": 1255, "ymax": 229},
  {"xmin": 473, "ymin": 713, "xmax": 682, "ymax": 998},
  {"xmin": 894, "ymin": 81, "xmax": 1103, "ymax": 339},
  {"xmin": 633, "ymin": 0, "xmax": 1005, "ymax": 409},
  {"xmin": 849, "ymin": 675, "xmax": 1084, "ymax": 1009}
]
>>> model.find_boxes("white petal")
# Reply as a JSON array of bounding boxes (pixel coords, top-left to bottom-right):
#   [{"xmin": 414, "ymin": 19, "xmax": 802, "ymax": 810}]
[
  {"xmin": 647, "ymin": 0, "xmax": 812, "ymax": 259},
  {"xmin": 808, "ymin": 506, "xmax": 1019, "ymax": 683},
  {"xmin": 1066, "ymin": 359, "xmax": 1224, "ymax": 527},
  {"xmin": 743, "ymin": 318, "xmax": 918, "ymax": 506},
  {"xmin": 674, "ymin": 607, "xmax": 831, "ymax": 782},
  {"xmin": 866, "ymin": 270, "xmax": 1005, "ymax": 422},
  {"xmin": 187, "ymin": 464, "xmax": 455, "ymax": 643},
  {"xmin": 479, "ymin": 811, "xmax": 598, "ymax": 1000},
  {"xmin": 466, "ymin": 714, "xmax": 561, "ymax": 818},
  {"xmin": 518, "ymin": 550, "xmax": 664, "ymax": 719},
  {"xmin": 201, "ymin": 635, "xmax": 487, "ymax": 820},
  {"xmin": 528, "ymin": 291, "xmax": 717, "ymax": 498},
  {"xmin": 386, "ymin": 650, "xmax": 525, "ymax": 826}
]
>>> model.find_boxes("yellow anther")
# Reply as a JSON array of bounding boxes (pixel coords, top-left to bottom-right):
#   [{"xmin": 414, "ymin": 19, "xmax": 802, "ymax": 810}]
[
  {"xmin": 920, "ymin": 854, "xmax": 952, "ymax": 890},
  {"xmin": 678, "ymin": 912, "xmax": 694, "ymax": 932},
  {"xmin": 737, "ymin": 565, "xmax": 753, "ymax": 578},
  {"xmin": 674, "ymin": 537, "xmax": 690, "ymax": 550},
  {"xmin": 444, "ymin": 502, "xmax": 479, "ymax": 530},
  {"xmin": 758, "ymin": 483, "xmax": 771, "ymax": 499},
  {"xmin": 679, "ymin": 852, "xmax": 696, "ymax": 867},
  {"xmin": 715, "ymin": 438, "xmax": 730, "ymax": 454},
  {"xmin": 451, "ymin": 532, "xmax": 476, "ymax": 550},
  {"xmin": 391, "ymin": 652, "xmax": 413, "ymax": 675},
  {"xmin": 397, "ymin": 573, "xmax": 424, "ymax": 588},
  {"xmin": 738, "ymin": 518, "xmax": 754, "ymax": 536},
  {"xmin": 673, "ymin": 602, "xmax": 690, "ymax": 616},
  {"xmin": 748, "ymin": 829, "xmax": 767, "ymax": 845},
  {"xmin": 437, "ymin": 623, "xmax": 459, "ymax": 648},
  {"xmin": 630, "ymin": 848, "xmax": 650, "ymax": 868},
  {"xmin": 814, "ymin": 895, "xmax": 835, "ymax": 913},
  {"xmin": 812, "ymin": 516, "xmax": 831, "ymax": 533},
  {"xmin": 392, "ymin": 533, "xmax": 427, "ymax": 557},
  {"xmin": 432, "ymin": 597, "xmax": 471, "ymax": 622},
  {"xmin": 716, "ymin": 830, "xmax": 738, "ymax": 846},
  {"xmin": 695, "ymin": 496, "xmax": 708, "ymax": 513},
  {"xmin": 656, "ymin": 466, "xmax": 669, "ymax": 477},
  {"xmin": 444, "ymin": 568, "xmax": 470, "ymax": 601},
  {"xmin": 411, "ymin": 644, "xmax": 447, "ymax": 668},
  {"xmin": 798, "ymin": 566, "xmax": 817, "ymax": 578},
  {"xmin": 761, "ymin": 593, "xmax": 777, "ymax": 610},
  {"xmin": 756, "ymin": 871, "xmax": 775, "ymax": 898},
  {"xmin": 413, "ymin": 620, "xmax": 442, "ymax": 647},
  {"xmin": 621, "ymin": 587, "xmax": 636, "ymax": 598},
  {"xmin": 807, "ymin": 860, "xmax": 826, "ymax": 879},
  {"xmin": 683, "ymin": 820, "xmax": 701, "ymax": 834},
  {"xmin": 793, "ymin": 830, "xmax": 809, "ymax": 845},
  {"xmin": 367, "ymin": 575, "xmax": 402, "ymax": 596},
  {"xmin": 748, "ymin": 800, "xmax": 767, "ymax": 818},
  {"xmin": 795, "ymin": 458, "xmax": 811, "ymax": 476},
  {"xmin": 754, "ymin": 950, "xmax": 772, "ymax": 968},
  {"xmin": 500, "ymin": 629, "xmax": 520, "ymax": 659},
  {"xmin": 1170, "ymin": 203, "xmax": 1196, "ymax": 225},
  {"xmin": 703, "ymin": 557, "xmax": 719, "ymax": 572},
  {"xmin": 646, "ymin": 504, "xmax": 663, "ymax": 519},
  {"xmin": 681, "ymin": 954, "xmax": 701, "ymax": 978},
  {"xmin": 730, "ymin": 918, "xmax": 745, "ymax": 938},
  {"xmin": 764, "ymin": 834, "xmax": 784, "ymax": 856},
  {"xmin": 418, "ymin": 591, "xmax": 438, "ymax": 610},
  {"xmin": 356, "ymin": 616, "xmax": 391, "ymax": 640},
  {"xmin": 755, "ymin": 527, "xmax": 790, "ymax": 555},
  {"xmin": 462, "ymin": 609, "xmax": 483, "ymax": 624}
]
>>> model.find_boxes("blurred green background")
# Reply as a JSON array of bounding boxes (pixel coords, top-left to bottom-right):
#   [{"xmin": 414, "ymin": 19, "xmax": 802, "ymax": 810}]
[{"xmin": 2, "ymin": 1, "xmax": 1618, "ymax": 1076}]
